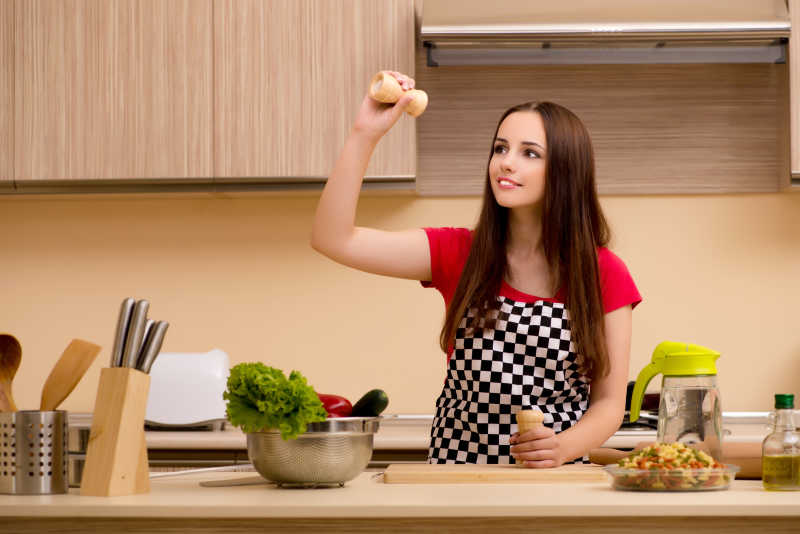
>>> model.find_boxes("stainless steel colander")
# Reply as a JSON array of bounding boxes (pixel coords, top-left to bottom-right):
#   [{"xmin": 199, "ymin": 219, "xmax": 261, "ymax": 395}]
[{"xmin": 246, "ymin": 417, "xmax": 380, "ymax": 487}]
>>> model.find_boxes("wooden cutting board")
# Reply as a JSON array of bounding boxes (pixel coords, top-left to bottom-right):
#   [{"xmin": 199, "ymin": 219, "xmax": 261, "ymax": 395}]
[{"xmin": 383, "ymin": 463, "xmax": 608, "ymax": 484}]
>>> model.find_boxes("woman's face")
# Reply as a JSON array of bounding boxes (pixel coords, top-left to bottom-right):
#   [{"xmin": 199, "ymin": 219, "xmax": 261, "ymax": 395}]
[{"xmin": 488, "ymin": 111, "xmax": 547, "ymax": 210}]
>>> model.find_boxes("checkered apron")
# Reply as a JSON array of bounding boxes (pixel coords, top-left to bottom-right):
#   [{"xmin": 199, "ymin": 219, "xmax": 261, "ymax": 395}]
[{"xmin": 428, "ymin": 298, "xmax": 590, "ymax": 464}]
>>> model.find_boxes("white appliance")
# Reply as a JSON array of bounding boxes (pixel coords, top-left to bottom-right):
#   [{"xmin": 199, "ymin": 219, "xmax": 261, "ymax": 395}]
[{"xmin": 145, "ymin": 349, "xmax": 230, "ymax": 427}]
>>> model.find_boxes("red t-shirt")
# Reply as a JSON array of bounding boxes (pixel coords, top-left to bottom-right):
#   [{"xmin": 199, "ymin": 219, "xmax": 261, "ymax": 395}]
[
  {"xmin": 421, "ymin": 226, "xmax": 641, "ymax": 322},
  {"xmin": 420, "ymin": 227, "xmax": 641, "ymax": 464}
]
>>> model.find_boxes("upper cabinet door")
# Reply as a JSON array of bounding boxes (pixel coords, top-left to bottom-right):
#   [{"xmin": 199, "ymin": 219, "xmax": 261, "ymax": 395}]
[
  {"xmin": 214, "ymin": 0, "xmax": 416, "ymax": 180},
  {"xmin": 15, "ymin": 0, "xmax": 213, "ymax": 182},
  {"xmin": 0, "ymin": 0, "xmax": 13, "ymax": 185}
]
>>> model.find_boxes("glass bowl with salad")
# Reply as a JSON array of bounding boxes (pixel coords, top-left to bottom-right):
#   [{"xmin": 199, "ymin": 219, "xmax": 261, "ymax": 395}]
[{"xmin": 603, "ymin": 442, "xmax": 740, "ymax": 491}]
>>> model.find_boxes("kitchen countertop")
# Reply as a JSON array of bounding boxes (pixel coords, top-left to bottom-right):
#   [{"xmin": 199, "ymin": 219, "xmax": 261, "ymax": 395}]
[
  {"xmin": 4, "ymin": 469, "xmax": 798, "ymax": 517},
  {"xmin": 69, "ymin": 413, "xmax": 774, "ymax": 451},
  {"xmin": 145, "ymin": 418, "xmax": 770, "ymax": 451},
  {"xmin": 3, "ymin": 469, "xmax": 799, "ymax": 533},
  {"xmin": 139, "ymin": 425, "xmax": 766, "ymax": 451}
]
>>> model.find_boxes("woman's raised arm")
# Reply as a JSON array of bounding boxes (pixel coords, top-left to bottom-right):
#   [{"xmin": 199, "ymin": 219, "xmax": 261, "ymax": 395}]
[{"xmin": 311, "ymin": 72, "xmax": 431, "ymax": 281}]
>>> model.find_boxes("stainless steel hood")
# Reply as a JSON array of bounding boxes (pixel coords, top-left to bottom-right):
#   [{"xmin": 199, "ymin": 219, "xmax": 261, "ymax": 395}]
[{"xmin": 420, "ymin": 0, "xmax": 791, "ymax": 65}]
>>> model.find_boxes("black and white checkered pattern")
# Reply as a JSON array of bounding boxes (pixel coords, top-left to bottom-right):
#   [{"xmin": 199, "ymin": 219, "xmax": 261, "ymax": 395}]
[{"xmin": 428, "ymin": 298, "xmax": 590, "ymax": 464}]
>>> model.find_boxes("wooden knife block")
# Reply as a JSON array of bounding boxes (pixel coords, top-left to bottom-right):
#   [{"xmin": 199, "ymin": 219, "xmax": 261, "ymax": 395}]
[{"xmin": 81, "ymin": 367, "xmax": 151, "ymax": 497}]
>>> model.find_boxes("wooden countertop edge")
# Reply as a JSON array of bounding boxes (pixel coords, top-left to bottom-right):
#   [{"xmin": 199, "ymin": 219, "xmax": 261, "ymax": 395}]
[
  {"xmin": 2, "ymin": 473, "xmax": 799, "ymax": 518},
  {"xmin": 4, "ymin": 503, "xmax": 800, "ymax": 519}
]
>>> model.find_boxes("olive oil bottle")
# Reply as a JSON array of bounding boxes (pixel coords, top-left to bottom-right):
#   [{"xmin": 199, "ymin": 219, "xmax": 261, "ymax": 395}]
[{"xmin": 762, "ymin": 394, "xmax": 800, "ymax": 491}]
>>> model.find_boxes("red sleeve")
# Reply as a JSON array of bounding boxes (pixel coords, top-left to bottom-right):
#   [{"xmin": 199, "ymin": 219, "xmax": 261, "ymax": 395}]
[
  {"xmin": 420, "ymin": 227, "xmax": 473, "ymax": 306},
  {"xmin": 598, "ymin": 248, "xmax": 642, "ymax": 313}
]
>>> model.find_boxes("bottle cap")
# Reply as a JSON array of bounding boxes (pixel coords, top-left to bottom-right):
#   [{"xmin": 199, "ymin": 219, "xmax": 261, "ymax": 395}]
[{"xmin": 774, "ymin": 394, "xmax": 795, "ymax": 409}]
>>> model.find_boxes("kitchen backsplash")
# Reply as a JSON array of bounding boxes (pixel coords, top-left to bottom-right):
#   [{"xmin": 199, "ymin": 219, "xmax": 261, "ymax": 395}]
[{"xmin": 1, "ymin": 192, "xmax": 799, "ymax": 413}]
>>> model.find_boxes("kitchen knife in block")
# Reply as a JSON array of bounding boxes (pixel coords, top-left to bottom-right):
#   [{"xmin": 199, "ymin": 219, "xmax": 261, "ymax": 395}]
[
  {"xmin": 81, "ymin": 367, "xmax": 151, "ymax": 496},
  {"xmin": 383, "ymin": 464, "xmax": 607, "ymax": 484}
]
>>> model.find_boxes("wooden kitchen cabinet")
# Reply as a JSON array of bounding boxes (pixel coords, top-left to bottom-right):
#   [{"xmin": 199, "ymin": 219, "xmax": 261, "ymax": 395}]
[
  {"xmin": 0, "ymin": 0, "xmax": 13, "ymax": 187},
  {"xmin": 415, "ymin": 49, "xmax": 788, "ymax": 196},
  {"xmin": 14, "ymin": 0, "xmax": 213, "ymax": 182},
  {"xmin": 213, "ymin": 0, "xmax": 416, "ymax": 181}
]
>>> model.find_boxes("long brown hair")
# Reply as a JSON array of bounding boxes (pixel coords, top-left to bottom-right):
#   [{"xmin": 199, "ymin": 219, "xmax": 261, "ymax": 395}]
[{"xmin": 439, "ymin": 101, "xmax": 611, "ymax": 380}]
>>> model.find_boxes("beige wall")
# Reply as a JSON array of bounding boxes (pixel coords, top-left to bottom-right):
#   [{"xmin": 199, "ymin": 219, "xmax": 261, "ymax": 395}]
[{"xmin": 2, "ymin": 191, "xmax": 799, "ymax": 415}]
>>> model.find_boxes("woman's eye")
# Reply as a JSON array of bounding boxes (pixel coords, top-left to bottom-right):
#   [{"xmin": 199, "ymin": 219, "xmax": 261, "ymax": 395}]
[
  {"xmin": 525, "ymin": 149, "xmax": 539, "ymax": 159},
  {"xmin": 493, "ymin": 145, "xmax": 506, "ymax": 154}
]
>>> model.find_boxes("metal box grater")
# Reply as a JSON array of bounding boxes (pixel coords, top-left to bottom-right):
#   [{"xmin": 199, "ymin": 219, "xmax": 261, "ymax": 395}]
[{"xmin": 0, "ymin": 411, "xmax": 68, "ymax": 495}]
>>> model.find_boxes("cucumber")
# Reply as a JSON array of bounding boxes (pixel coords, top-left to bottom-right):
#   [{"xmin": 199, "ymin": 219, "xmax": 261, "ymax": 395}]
[{"xmin": 351, "ymin": 389, "xmax": 389, "ymax": 417}]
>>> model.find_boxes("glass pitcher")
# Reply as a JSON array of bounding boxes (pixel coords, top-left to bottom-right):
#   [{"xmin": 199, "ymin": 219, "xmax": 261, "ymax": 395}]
[{"xmin": 629, "ymin": 341, "xmax": 723, "ymax": 461}]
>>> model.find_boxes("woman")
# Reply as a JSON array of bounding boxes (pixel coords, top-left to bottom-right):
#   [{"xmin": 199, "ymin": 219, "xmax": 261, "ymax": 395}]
[{"xmin": 311, "ymin": 71, "xmax": 641, "ymax": 467}]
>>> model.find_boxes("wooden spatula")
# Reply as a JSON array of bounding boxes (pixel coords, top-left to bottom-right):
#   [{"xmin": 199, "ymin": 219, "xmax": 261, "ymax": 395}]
[{"xmin": 40, "ymin": 339, "xmax": 102, "ymax": 411}]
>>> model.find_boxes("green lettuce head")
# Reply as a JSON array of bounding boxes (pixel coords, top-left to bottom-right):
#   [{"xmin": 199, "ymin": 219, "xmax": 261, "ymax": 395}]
[{"xmin": 223, "ymin": 362, "xmax": 327, "ymax": 440}]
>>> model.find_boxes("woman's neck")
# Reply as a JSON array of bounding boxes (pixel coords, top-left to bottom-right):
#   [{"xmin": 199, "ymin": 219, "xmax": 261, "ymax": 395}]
[
  {"xmin": 506, "ymin": 207, "xmax": 543, "ymax": 258},
  {"xmin": 504, "ymin": 207, "xmax": 554, "ymax": 296}
]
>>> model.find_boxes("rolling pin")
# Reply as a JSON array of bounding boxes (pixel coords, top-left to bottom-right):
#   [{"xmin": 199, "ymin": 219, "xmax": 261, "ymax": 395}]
[{"xmin": 368, "ymin": 71, "xmax": 428, "ymax": 117}]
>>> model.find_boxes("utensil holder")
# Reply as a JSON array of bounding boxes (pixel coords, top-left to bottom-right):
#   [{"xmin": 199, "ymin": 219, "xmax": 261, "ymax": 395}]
[
  {"xmin": 0, "ymin": 410, "xmax": 68, "ymax": 495},
  {"xmin": 81, "ymin": 367, "xmax": 150, "ymax": 496}
]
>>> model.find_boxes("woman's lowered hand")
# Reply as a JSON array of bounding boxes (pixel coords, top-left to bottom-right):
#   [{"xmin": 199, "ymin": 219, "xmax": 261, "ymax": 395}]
[{"xmin": 509, "ymin": 425, "xmax": 567, "ymax": 468}]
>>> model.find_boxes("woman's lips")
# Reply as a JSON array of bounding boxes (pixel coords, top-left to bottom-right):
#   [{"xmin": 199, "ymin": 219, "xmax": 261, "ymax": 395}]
[{"xmin": 497, "ymin": 177, "xmax": 521, "ymax": 189}]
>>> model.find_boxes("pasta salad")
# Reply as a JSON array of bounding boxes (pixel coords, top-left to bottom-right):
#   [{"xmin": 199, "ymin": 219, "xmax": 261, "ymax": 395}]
[{"xmin": 605, "ymin": 442, "xmax": 737, "ymax": 491}]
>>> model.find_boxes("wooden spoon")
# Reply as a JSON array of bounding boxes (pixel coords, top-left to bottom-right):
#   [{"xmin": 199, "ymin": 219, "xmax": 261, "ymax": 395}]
[
  {"xmin": 0, "ymin": 334, "xmax": 22, "ymax": 412},
  {"xmin": 40, "ymin": 339, "xmax": 102, "ymax": 412}
]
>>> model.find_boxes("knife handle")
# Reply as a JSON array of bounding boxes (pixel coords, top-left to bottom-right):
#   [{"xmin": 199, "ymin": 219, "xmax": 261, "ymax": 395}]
[
  {"xmin": 110, "ymin": 298, "xmax": 135, "ymax": 367},
  {"xmin": 138, "ymin": 321, "xmax": 169, "ymax": 374},
  {"xmin": 122, "ymin": 300, "xmax": 149, "ymax": 368},
  {"xmin": 135, "ymin": 320, "xmax": 155, "ymax": 370},
  {"xmin": 134, "ymin": 319, "xmax": 155, "ymax": 370}
]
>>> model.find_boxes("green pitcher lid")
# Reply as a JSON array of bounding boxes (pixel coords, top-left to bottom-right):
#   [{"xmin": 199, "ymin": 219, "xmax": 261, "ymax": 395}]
[
  {"xmin": 774, "ymin": 394, "xmax": 795, "ymax": 409},
  {"xmin": 658, "ymin": 343, "xmax": 720, "ymax": 376}
]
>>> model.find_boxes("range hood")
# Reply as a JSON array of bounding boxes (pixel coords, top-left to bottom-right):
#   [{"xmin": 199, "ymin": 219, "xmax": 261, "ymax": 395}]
[{"xmin": 421, "ymin": 0, "xmax": 790, "ymax": 65}]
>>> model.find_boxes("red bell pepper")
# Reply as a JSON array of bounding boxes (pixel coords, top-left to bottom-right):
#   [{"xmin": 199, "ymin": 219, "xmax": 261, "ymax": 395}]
[{"xmin": 317, "ymin": 393, "xmax": 353, "ymax": 418}]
